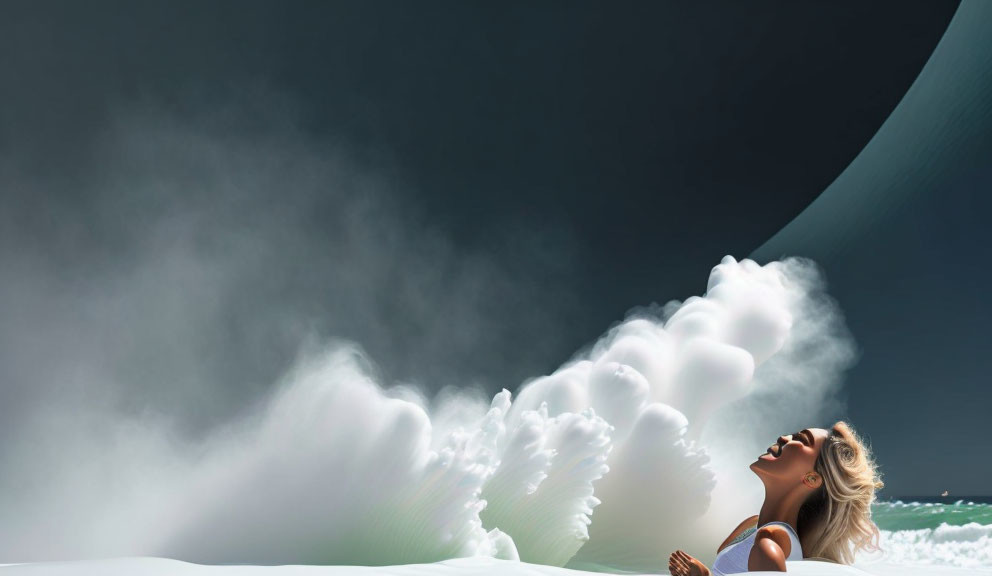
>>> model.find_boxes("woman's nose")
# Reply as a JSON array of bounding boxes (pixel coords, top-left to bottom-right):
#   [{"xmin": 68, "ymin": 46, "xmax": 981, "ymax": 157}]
[{"xmin": 777, "ymin": 434, "xmax": 792, "ymax": 445}]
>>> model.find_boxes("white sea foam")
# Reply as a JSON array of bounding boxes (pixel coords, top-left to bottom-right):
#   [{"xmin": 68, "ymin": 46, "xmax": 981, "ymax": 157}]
[
  {"xmin": 859, "ymin": 524, "xmax": 992, "ymax": 569},
  {"xmin": 0, "ymin": 256, "xmax": 862, "ymax": 571},
  {"xmin": 1, "ymin": 556, "xmax": 988, "ymax": 576}
]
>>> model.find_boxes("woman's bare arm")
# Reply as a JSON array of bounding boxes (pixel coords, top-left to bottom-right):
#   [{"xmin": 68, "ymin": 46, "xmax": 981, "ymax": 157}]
[{"xmin": 747, "ymin": 525, "xmax": 792, "ymax": 572}]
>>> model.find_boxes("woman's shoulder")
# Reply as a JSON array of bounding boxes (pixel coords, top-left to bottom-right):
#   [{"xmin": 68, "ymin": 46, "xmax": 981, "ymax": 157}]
[{"xmin": 716, "ymin": 514, "xmax": 759, "ymax": 553}]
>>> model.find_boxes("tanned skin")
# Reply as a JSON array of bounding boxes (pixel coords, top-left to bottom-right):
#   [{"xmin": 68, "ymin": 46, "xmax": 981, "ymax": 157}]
[{"xmin": 668, "ymin": 428, "xmax": 829, "ymax": 575}]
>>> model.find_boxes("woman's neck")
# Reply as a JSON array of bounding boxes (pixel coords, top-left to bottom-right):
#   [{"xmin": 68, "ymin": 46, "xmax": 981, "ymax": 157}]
[{"xmin": 757, "ymin": 484, "xmax": 806, "ymax": 532}]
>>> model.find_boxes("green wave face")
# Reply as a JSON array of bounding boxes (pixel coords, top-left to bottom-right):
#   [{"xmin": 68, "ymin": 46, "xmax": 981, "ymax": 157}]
[{"xmin": 873, "ymin": 499, "xmax": 992, "ymax": 531}]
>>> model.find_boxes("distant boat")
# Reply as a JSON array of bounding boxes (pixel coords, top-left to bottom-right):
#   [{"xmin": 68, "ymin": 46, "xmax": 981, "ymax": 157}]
[{"xmin": 941, "ymin": 490, "xmax": 949, "ymax": 497}]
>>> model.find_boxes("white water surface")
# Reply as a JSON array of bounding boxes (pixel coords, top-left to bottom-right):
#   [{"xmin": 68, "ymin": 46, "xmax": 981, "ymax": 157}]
[{"xmin": 1, "ymin": 557, "xmax": 989, "ymax": 576}]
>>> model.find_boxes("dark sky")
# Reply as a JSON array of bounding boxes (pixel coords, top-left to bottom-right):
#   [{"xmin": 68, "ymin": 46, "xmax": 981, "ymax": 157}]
[
  {"xmin": 0, "ymin": 1, "xmax": 970, "ymax": 497},
  {"xmin": 753, "ymin": 0, "xmax": 992, "ymax": 497}
]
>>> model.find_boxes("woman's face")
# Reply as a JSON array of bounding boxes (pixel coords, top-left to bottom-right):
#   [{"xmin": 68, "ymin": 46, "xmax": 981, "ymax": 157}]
[{"xmin": 749, "ymin": 427, "xmax": 830, "ymax": 482}]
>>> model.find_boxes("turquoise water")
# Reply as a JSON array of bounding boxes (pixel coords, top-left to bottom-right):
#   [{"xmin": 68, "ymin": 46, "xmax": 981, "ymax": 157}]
[{"xmin": 872, "ymin": 496, "xmax": 992, "ymax": 531}]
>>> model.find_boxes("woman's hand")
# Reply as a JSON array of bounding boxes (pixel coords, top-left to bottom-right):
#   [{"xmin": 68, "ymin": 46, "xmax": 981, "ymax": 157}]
[
  {"xmin": 747, "ymin": 525, "xmax": 792, "ymax": 572},
  {"xmin": 669, "ymin": 549, "xmax": 711, "ymax": 576}
]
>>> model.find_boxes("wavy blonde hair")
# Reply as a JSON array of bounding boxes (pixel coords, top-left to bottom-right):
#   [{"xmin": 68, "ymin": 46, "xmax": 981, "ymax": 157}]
[{"xmin": 796, "ymin": 421, "xmax": 884, "ymax": 564}]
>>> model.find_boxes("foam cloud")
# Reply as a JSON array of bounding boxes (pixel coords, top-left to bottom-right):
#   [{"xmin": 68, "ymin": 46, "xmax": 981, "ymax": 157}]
[{"xmin": 0, "ymin": 254, "xmax": 857, "ymax": 573}]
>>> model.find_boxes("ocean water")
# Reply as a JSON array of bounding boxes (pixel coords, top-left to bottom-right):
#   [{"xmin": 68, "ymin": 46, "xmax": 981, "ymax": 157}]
[
  {"xmin": 864, "ymin": 496, "xmax": 992, "ymax": 569},
  {"xmin": 874, "ymin": 496, "xmax": 992, "ymax": 530}
]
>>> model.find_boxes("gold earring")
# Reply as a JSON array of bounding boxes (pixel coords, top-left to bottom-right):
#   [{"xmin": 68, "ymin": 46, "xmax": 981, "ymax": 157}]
[{"xmin": 805, "ymin": 473, "xmax": 817, "ymax": 484}]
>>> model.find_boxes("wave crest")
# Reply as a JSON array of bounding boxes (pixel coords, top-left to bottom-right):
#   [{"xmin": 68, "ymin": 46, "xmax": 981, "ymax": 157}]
[{"xmin": 2, "ymin": 256, "xmax": 857, "ymax": 572}]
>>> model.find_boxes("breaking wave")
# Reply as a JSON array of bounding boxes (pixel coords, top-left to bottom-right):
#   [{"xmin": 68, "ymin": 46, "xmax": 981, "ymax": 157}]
[
  {"xmin": 1, "ymin": 256, "xmax": 858, "ymax": 571},
  {"xmin": 858, "ymin": 524, "xmax": 992, "ymax": 569}
]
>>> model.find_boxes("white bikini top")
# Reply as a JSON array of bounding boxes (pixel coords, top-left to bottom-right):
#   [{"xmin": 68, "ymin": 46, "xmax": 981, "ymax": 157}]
[{"xmin": 711, "ymin": 521, "xmax": 804, "ymax": 575}]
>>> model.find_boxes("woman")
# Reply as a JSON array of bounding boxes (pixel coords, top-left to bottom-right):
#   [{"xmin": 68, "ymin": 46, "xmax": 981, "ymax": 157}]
[{"xmin": 668, "ymin": 422, "xmax": 883, "ymax": 575}]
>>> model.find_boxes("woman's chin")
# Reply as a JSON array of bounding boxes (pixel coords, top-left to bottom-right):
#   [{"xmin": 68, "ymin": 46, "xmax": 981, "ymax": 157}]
[{"xmin": 749, "ymin": 456, "xmax": 773, "ymax": 476}]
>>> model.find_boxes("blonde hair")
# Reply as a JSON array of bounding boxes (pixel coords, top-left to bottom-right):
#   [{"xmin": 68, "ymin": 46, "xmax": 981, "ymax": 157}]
[{"xmin": 796, "ymin": 421, "xmax": 884, "ymax": 564}]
